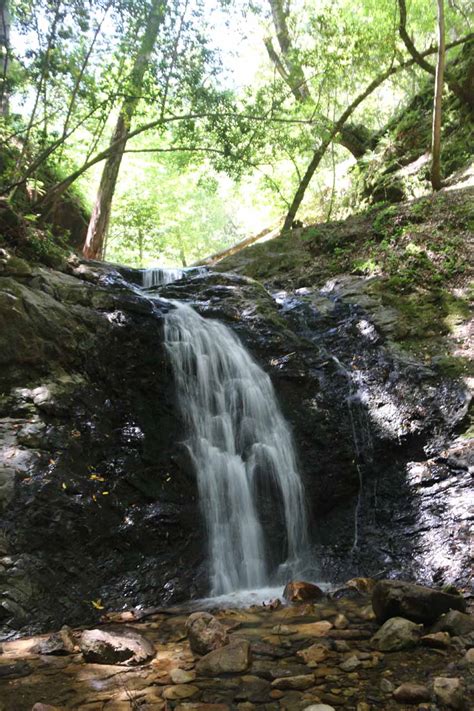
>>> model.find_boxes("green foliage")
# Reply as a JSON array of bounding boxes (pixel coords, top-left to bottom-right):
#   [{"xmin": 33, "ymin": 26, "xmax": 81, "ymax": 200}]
[
  {"xmin": 21, "ymin": 226, "xmax": 70, "ymax": 267},
  {"xmin": 106, "ymin": 155, "xmax": 239, "ymax": 266},
  {"xmin": 356, "ymin": 43, "xmax": 474, "ymax": 206},
  {"xmin": 2, "ymin": 0, "xmax": 473, "ymax": 265}
]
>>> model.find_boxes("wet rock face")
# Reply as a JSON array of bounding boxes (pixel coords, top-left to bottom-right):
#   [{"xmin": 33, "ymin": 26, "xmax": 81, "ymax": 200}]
[
  {"xmin": 0, "ymin": 262, "xmax": 205, "ymax": 636},
  {"xmin": 159, "ymin": 270, "xmax": 472, "ymax": 589},
  {"xmin": 1, "ymin": 258, "xmax": 471, "ymax": 635}
]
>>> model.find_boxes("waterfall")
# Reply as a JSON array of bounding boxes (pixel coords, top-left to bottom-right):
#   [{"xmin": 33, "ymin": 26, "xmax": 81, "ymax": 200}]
[
  {"xmin": 164, "ymin": 302, "xmax": 308, "ymax": 595},
  {"xmin": 142, "ymin": 266, "xmax": 207, "ymax": 288}
]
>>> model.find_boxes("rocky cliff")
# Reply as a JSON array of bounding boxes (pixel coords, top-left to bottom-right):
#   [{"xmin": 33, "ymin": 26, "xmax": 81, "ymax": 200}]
[{"xmin": 1, "ymin": 183, "xmax": 472, "ymax": 636}]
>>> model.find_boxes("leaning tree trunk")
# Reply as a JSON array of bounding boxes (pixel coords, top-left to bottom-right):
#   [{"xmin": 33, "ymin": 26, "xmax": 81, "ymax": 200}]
[
  {"xmin": 398, "ymin": 0, "xmax": 471, "ymax": 108},
  {"xmin": 0, "ymin": 0, "xmax": 10, "ymax": 116},
  {"xmin": 266, "ymin": 0, "xmax": 311, "ymax": 102},
  {"xmin": 83, "ymin": 115, "xmax": 128, "ymax": 259},
  {"xmin": 83, "ymin": 0, "xmax": 166, "ymax": 260},
  {"xmin": 265, "ymin": 0, "xmax": 373, "ymax": 161},
  {"xmin": 431, "ymin": 0, "xmax": 445, "ymax": 192}
]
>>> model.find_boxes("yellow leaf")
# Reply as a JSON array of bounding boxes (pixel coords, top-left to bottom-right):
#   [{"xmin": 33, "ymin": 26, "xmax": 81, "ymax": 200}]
[
  {"xmin": 102, "ymin": 491, "xmax": 109, "ymax": 495},
  {"xmin": 91, "ymin": 599, "xmax": 104, "ymax": 610},
  {"xmin": 62, "ymin": 482, "xmax": 67, "ymax": 490},
  {"xmin": 89, "ymin": 474, "xmax": 105, "ymax": 481}
]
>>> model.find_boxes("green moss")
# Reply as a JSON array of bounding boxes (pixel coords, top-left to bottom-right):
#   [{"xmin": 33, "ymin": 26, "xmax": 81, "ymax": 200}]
[
  {"xmin": 432, "ymin": 355, "xmax": 473, "ymax": 378},
  {"xmin": 20, "ymin": 225, "xmax": 70, "ymax": 268},
  {"xmin": 459, "ymin": 415, "xmax": 474, "ymax": 440}
]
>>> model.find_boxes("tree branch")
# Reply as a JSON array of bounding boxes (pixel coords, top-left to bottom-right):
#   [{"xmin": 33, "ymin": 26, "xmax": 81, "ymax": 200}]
[
  {"xmin": 282, "ymin": 32, "xmax": 474, "ymax": 231},
  {"xmin": 398, "ymin": 0, "xmax": 472, "ymax": 107},
  {"xmin": 23, "ymin": 32, "xmax": 472, "ymax": 211}
]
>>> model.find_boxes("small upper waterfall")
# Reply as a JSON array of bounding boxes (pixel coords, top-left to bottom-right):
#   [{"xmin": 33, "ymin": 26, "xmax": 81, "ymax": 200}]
[
  {"xmin": 164, "ymin": 302, "xmax": 308, "ymax": 595},
  {"xmin": 142, "ymin": 266, "xmax": 207, "ymax": 288}
]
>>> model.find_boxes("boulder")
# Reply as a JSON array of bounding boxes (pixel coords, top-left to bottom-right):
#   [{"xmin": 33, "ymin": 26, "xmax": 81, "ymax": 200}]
[
  {"xmin": 380, "ymin": 678, "xmax": 394, "ymax": 693},
  {"xmin": 271, "ymin": 624, "xmax": 292, "ymax": 635},
  {"xmin": 393, "ymin": 682, "xmax": 431, "ymax": 703},
  {"xmin": 297, "ymin": 643, "xmax": 328, "ymax": 666},
  {"xmin": 283, "ymin": 581, "xmax": 325, "ymax": 602},
  {"xmin": 33, "ymin": 626, "xmax": 76, "ymax": 656},
  {"xmin": 339, "ymin": 655, "xmax": 360, "ymax": 671},
  {"xmin": 345, "ymin": 577, "xmax": 376, "ymax": 594},
  {"xmin": 236, "ymin": 675, "xmax": 271, "ymax": 703},
  {"xmin": 432, "ymin": 609, "xmax": 474, "ymax": 636},
  {"xmin": 196, "ymin": 639, "xmax": 250, "ymax": 676},
  {"xmin": 163, "ymin": 685, "xmax": 199, "ymax": 700},
  {"xmin": 371, "ymin": 617, "xmax": 422, "ymax": 651},
  {"xmin": 303, "ymin": 705, "xmax": 336, "ymax": 711},
  {"xmin": 291, "ymin": 621, "xmax": 333, "ymax": 638},
  {"xmin": 31, "ymin": 706, "xmax": 64, "ymax": 711},
  {"xmin": 170, "ymin": 668, "xmax": 196, "ymax": 684},
  {"xmin": 433, "ymin": 677, "xmax": 465, "ymax": 709},
  {"xmin": 186, "ymin": 612, "xmax": 229, "ymax": 655},
  {"xmin": 80, "ymin": 627, "xmax": 155, "ymax": 665},
  {"xmin": 333, "ymin": 613, "xmax": 349, "ymax": 629},
  {"xmin": 420, "ymin": 631, "xmax": 451, "ymax": 648},
  {"xmin": 463, "ymin": 648, "xmax": 474, "ymax": 666},
  {"xmin": 372, "ymin": 580, "xmax": 466, "ymax": 624}
]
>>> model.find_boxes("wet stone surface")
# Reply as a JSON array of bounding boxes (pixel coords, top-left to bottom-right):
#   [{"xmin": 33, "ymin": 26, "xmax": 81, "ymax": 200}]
[
  {"xmin": 0, "ymin": 594, "xmax": 473, "ymax": 710},
  {"xmin": 0, "ymin": 257, "xmax": 472, "ymax": 636}
]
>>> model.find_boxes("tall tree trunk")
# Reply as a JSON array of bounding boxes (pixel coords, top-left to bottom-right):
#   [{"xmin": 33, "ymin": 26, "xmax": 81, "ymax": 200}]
[
  {"xmin": 265, "ymin": 0, "xmax": 372, "ymax": 158},
  {"xmin": 398, "ymin": 0, "xmax": 471, "ymax": 108},
  {"xmin": 266, "ymin": 0, "xmax": 311, "ymax": 101},
  {"xmin": 0, "ymin": 0, "xmax": 10, "ymax": 116},
  {"xmin": 431, "ymin": 0, "xmax": 445, "ymax": 191},
  {"xmin": 282, "ymin": 29, "xmax": 473, "ymax": 231},
  {"xmin": 83, "ymin": 0, "xmax": 166, "ymax": 260}
]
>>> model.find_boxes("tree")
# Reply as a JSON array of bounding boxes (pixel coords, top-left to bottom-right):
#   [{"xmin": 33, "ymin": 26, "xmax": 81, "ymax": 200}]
[
  {"xmin": 431, "ymin": 0, "xmax": 445, "ymax": 191},
  {"xmin": 398, "ymin": 0, "xmax": 472, "ymax": 108},
  {"xmin": 264, "ymin": 0, "xmax": 373, "ymax": 159},
  {"xmin": 83, "ymin": 0, "xmax": 166, "ymax": 259},
  {"xmin": 281, "ymin": 33, "xmax": 471, "ymax": 231},
  {"xmin": 0, "ymin": 0, "xmax": 10, "ymax": 116}
]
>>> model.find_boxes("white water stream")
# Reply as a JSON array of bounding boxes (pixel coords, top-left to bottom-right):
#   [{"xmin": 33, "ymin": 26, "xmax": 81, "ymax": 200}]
[
  {"xmin": 164, "ymin": 302, "xmax": 308, "ymax": 595},
  {"xmin": 142, "ymin": 266, "xmax": 207, "ymax": 288}
]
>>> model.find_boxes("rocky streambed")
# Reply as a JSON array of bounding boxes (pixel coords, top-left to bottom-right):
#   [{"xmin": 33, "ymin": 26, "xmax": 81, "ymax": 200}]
[{"xmin": 0, "ymin": 580, "xmax": 473, "ymax": 710}]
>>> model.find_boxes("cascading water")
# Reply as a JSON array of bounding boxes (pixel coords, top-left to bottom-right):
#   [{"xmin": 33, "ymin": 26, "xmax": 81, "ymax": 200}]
[
  {"xmin": 142, "ymin": 266, "xmax": 207, "ymax": 288},
  {"xmin": 143, "ymin": 267, "xmax": 185, "ymax": 288},
  {"xmin": 164, "ymin": 302, "xmax": 308, "ymax": 595}
]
